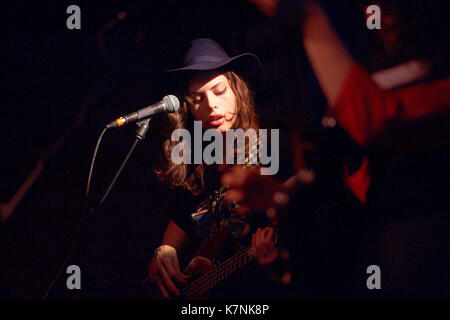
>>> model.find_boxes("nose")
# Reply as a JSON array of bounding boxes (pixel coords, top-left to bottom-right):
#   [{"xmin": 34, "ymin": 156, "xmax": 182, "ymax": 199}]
[{"xmin": 204, "ymin": 92, "xmax": 218, "ymax": 110}]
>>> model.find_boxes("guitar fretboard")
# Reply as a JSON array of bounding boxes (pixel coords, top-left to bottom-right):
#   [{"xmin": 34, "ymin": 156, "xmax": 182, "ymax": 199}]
[{"xmin": 182, "ymin": 246, "xmax": 254, "ymax": 299}]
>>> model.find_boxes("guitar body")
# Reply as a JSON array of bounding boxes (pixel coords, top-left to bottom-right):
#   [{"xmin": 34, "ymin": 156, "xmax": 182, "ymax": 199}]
[
  {"xmin": 141, "ymin": 255, "xmax": 215, "ymax": 300},
  {"xmin": 178, "ymin": 226, "xmax": 229, "ymax": 300},
  {"xmin": 177, "ymin": 226, "xmax": 254, "ymax": 300},
  {"xmin": 143, "ymin": 226, "xmax": 256, "ymax": 300},
  {"xmin": 179, "ymin": 256, "xmax": 214, "ymax": 300}
]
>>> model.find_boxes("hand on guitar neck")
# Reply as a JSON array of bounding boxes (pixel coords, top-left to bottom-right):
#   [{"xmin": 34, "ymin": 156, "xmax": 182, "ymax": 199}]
[{"xmin": 146, "ymin": 227, "xmax": 277, "ymax": 300}]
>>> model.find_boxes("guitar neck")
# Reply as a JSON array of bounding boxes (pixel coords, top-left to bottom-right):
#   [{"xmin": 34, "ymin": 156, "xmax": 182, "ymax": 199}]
[{"xmin": 182, "ymin": 246, "xmax": 254, "ymax": 299}]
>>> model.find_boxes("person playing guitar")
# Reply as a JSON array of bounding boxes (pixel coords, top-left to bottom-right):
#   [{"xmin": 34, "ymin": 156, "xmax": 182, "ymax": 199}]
[{"xmin": 146, "ymin": 39, "xmax": 279, "ymax": 300}]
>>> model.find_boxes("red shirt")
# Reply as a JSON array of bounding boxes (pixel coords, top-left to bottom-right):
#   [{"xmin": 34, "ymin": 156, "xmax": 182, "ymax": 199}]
[{"xmin": 333, "ymin": 63, "xmax": 450, "ymax": 203}]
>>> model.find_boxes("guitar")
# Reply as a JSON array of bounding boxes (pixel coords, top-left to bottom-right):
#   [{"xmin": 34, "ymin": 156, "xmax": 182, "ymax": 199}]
[
  {"xmin": 179, "ymin": 222, "xmax": 280, "ymax": 300},
  {"xmin": 180, "ymin": 245, "xmax": 255, "ymax": 300}
]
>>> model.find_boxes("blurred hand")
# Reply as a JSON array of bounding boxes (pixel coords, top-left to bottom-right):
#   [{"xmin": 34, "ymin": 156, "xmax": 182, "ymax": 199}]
[
  {"xmin": 147, "ymin": 245, "xmax": 190, "ymax": 299},
  {"xmin": 252, "ymin": 227, "xmax": 278, "ymax": 265},
  {"xmin": 221, "ymin": 166, "xmax": 286, "ymax": 214}
]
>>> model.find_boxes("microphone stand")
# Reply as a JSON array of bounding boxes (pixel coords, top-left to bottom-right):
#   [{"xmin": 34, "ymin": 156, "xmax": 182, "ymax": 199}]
[
  {"xmin": 97, "ymin": 118, "xmax": 151, "ymax": 209},
  {"xmin": 42, "ymin": 118, "xmax": 151, "ymax": 300}
]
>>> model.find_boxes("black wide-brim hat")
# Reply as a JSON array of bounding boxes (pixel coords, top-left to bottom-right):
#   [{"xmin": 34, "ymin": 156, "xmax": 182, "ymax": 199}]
[{"xmin": 165, "ymin": 38, "xmax": 264, "ymax": 92}]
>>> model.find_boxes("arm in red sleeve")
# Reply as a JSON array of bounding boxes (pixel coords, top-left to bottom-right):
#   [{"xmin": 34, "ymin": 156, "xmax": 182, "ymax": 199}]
[
  {"xmin": 332, "ymin": 63, "xmax": 400, "ymax": 146},
  {"xmin": 333, "ymin": 63, "xmax": 450, "ymax": 146}
]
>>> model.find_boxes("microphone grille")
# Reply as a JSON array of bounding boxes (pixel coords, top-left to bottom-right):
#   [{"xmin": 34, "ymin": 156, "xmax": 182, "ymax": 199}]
[{"xmin": 163, "ymin": 95, "xmax": 180, "ymax": 113}]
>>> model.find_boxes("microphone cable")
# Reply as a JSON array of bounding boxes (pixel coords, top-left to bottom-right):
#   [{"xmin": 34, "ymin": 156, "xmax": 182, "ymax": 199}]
[
  {"xmin": 43, "ymin": 123, "xmax": 145, "ymax": 300},
  {"xmin": 86, "ymin": 127, "xmax": 107, "ymax": 198}
]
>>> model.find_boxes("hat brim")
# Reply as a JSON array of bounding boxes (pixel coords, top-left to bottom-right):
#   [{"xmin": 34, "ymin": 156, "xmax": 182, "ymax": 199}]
[
  {"xmin": 165, "ymin": 53, "xmax": 259, "ymax": 72},
  {"xmin": 164, "ymin": 53, "xmax": 264, "ymax": 91}
]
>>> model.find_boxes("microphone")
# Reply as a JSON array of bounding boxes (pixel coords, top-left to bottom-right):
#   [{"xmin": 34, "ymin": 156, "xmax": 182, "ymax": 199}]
[{"xmin": 106, "ymin": 95, "xmax": 180, "ymax": 128}]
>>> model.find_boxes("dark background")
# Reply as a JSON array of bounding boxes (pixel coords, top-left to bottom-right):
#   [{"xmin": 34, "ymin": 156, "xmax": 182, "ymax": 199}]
[{"xmin": 0, "ymin": 0, "xmax": 373, "ymax": 299}]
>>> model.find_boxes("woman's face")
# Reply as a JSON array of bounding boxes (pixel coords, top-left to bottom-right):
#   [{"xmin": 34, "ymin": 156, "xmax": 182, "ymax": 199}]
[{"xmin": 187, "ymin": 71, "xmax": 237, "ymax": 132}]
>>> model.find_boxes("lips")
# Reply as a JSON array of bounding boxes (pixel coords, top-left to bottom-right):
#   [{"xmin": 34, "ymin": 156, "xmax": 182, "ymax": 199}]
[{"xmin": 208, "ymin": 114, "xmax": 225, "ymax": 126}]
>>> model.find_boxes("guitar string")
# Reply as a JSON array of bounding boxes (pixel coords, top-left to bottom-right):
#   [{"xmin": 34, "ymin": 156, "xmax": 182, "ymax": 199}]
[
  {"xmin": 183, "ymin": 136, "xmax": 260, "ymax": 298},
  {"xmin": 182, "ymin": 246, "xmax": 251, "ymax": 298},
  {"xmin": 182, "ymin": 246, "xmax": 254, "ymax": 298},
  {"xmin": 182, "ymin": 246, "xmax": 252, "ymax": 298},
  {"xmin": 182, "ymin": 248, "xmax": 248, "ymax": 298}
]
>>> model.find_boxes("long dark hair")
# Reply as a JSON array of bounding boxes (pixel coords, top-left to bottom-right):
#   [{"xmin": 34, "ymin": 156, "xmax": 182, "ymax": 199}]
[{"xmin": 154, "ymin": 70, "xmax": 259, "ymax": 195}]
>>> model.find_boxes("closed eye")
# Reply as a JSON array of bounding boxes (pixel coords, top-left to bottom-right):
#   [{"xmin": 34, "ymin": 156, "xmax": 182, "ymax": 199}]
[{"xmin": 216, "ymin": 88, "xmax": 226, "ymax": 95}]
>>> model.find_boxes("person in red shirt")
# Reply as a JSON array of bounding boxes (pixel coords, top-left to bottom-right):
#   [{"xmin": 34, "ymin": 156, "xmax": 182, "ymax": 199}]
[{"xmin": 223, "ymin": 0, "xmax": 449, "ymax": 298}]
